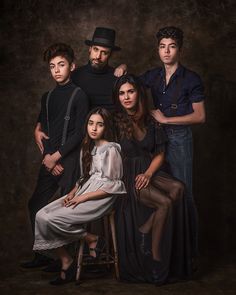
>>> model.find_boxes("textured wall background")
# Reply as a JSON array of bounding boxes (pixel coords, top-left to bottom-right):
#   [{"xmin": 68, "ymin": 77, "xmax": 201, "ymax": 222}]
[{"xmin": 0, "ymin": 0, "xmax": 235, "ymax": 265}]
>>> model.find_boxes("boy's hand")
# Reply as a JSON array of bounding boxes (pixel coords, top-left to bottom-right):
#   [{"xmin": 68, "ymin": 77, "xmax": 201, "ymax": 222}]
[
  {"xmin": 114, "ymin": 64, "xmax": 127, "ymax": 77},
  {"xmin": 42, "ymin": 154, "xmax": 57, "ymax": 171},
  {"xmin": 42, "ymin": 151, "xmax": 61, "ymax": 171},
  {"xmin": 51, "ymin": 164, "xmax": 64, "ymax": 176},
  {"xmin": 35, "ymin": 129, "xmax": 49, "ymax": 154}
]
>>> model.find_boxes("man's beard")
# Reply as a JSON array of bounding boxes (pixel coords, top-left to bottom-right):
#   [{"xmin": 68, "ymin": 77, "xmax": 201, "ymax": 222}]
[{"xmin": 90, "ymin": 58, "xmax": 107, "ymax": 69}]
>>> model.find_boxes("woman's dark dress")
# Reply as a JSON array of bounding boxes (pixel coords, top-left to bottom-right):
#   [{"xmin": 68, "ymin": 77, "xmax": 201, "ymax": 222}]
[{"xmin": 116, "ymin": 120, "xmax": 192, "ymax": 284}]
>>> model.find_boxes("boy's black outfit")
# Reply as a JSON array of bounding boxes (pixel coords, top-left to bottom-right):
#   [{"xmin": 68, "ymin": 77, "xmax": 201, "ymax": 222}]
[{"xmin": 28, "ymin": 80, "xmax": 88, "ymax": 235}]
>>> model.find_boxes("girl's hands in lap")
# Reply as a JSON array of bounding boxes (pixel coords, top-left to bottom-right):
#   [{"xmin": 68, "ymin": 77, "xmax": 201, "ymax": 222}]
[
  {"xmin": 63, "ymin": 192, "xmax": 75, "ymax": 206},
  {"xmin": 64, "ymin": 194, "xmax": 88, "ymax": 209}
]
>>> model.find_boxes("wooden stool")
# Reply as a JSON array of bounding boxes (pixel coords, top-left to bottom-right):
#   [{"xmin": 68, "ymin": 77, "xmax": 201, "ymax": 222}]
[{"xmin": 76, "ymin": 210, "xmax": 119, "ymax": 283}]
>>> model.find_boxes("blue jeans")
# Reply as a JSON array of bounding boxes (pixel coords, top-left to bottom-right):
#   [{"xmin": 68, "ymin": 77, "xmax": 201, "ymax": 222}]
[{"xmin": 165, "ymin": 126, "xmax": 198, "ymax": 257}]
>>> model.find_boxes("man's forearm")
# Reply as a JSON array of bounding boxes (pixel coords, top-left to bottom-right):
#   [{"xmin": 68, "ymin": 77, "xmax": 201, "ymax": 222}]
[{"xmin": 164, "ymin": 112, "xmax": 205, "ymax": 125}]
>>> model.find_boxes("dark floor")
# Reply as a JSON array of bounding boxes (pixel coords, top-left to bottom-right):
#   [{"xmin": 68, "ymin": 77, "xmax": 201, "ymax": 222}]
[{"xmin": 0, "ymin": 257, "xmax": 235, "ymax": 295}]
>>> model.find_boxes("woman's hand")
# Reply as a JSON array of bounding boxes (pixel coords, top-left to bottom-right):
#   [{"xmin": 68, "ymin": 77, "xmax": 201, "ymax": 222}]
[
  {"xmin": 65, "ymin": 194, "xmax": 89, "ymax": 209},
  {"xmin": 135, "ymin": 173, "xmax": 152, "ymax": 190}
]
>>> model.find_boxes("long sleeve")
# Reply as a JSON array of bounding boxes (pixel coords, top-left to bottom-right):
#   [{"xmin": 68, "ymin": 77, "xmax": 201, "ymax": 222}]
[
  {"xmin": 93, "ymin": 144, "xmax": 126, "ymax": 195},
  {"xmin": 102, "ymin": 146, "xmax": 124, "ymax": 181},
  {"xmin": 58, "ymin": 89, "xmax": 89, "ymax": 158},
  {"xmin": 37, "ymin": 110, "xmax": 42, "ymax": 123},
  {"xmin": 39, "ymin": 92, "xmax": 54, "ymax": 155}
]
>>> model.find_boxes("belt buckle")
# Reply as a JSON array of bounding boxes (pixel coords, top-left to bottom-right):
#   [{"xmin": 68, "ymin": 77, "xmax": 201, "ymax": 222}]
[{"xmin": 170, "ymin": 104, "xmax": 178, "ymax": 109}]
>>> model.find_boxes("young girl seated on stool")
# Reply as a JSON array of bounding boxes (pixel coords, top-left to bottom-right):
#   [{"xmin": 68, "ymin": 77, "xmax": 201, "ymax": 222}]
[{"xmin": 33, "ymin": 107, "xmax": 126, "ymax": 285}]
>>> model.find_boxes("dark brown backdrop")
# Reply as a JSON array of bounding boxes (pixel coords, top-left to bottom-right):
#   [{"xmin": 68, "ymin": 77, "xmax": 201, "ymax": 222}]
[{"xmin": 0, "ymin": 0, "xmax": 235, "ymax": 265}]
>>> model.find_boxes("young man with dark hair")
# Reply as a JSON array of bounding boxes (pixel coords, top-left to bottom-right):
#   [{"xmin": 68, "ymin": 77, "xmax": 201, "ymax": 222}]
[
  {"xmin": 21, "ymin": 43, "xmax": 89, "ymax": 268},
  {"xmin": 140, "ymin": 26, "xmax": 206, "ymax": 263}
]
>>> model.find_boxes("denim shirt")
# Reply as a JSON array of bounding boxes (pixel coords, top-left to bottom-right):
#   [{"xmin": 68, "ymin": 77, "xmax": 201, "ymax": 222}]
[{"xmin": 140, "ymin": 64, "xmax": 205, "ymax": 127}]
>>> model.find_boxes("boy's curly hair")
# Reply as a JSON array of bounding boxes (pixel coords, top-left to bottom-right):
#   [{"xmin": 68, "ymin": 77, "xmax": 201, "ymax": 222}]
[
  {"xmin": 43, "ymin": 43, "xmax": 74, "ymax": 64},
  {"xmin": 156, "ymin": 26, "xmax": 184, "ymax": 49}
]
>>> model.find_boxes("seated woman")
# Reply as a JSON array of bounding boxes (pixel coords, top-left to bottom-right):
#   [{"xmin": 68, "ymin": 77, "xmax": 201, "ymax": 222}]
[
  {"xmin": 113, "ymin": 74, "xmax": 192, "ymax": 285},
  {"xmin": 33, "ymin": 107, "xmax": 126, "ymax": 285}
]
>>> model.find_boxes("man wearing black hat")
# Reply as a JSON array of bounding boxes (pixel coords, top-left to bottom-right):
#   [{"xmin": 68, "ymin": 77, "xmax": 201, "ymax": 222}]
[{"xmin": 71, "ymin": 26, "xmax": 123, "ymax": 111}]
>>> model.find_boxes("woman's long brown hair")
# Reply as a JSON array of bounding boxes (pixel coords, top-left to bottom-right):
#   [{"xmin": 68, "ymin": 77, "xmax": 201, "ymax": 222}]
[
  {"xmin": 112, "ymin": 74, "xmax": 150, "ymax": 140},
  {"xmin": 79, "ymin": 107, "xmax": 115, "ymax": 186}
]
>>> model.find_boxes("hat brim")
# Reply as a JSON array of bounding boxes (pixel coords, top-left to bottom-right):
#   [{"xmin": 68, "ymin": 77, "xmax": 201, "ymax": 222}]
[{"xmin": 85, "ymin": 40, "xmax": 121, "ymax": 51}]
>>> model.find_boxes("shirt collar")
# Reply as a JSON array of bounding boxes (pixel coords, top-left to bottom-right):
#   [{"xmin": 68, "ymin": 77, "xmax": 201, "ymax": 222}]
[
  {"xmin": 56, "ymin": 79, "xmax": 73, "ymax": 89},
  {"xmin": 160, "ymin": 63, "xmax": 184, "ymax": 79}
]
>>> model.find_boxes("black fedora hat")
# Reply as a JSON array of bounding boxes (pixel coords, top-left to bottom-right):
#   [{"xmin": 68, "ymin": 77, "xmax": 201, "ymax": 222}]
[{"xmin": 85, "ymin": 27, "xmax": 121, "ymax": 51}]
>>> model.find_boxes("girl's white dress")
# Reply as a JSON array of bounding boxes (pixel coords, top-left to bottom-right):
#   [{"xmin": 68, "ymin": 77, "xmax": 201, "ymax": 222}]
[{"xmin": 33, "ymin": 142, "xmax": 126, "ymax": 251}]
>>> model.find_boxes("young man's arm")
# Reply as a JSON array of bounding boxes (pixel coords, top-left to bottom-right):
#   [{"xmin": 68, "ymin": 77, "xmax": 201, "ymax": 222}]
[
  {"xmin": 152, "ymin": 70, "xmax": 206, "ymax": 125},
  {"xmin": 151, "ymin": 101, "xmax": 206, "ymax": 125},
  {"xmin": 43, "ymin": 89, "xmax": 89, "ymax": 171},
  {"xmin": 34, "ymin": 122, "xmax": 49, "ymax": 154},
  {"xmin": 35, "ymin": 99, "xmax": 49, "ymax": 154}
]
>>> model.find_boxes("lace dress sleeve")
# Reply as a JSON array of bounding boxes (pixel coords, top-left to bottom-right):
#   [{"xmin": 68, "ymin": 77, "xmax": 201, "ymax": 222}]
[{"xmin": 99, "ymin": 144, "xmax": 126, "ymax": 195}]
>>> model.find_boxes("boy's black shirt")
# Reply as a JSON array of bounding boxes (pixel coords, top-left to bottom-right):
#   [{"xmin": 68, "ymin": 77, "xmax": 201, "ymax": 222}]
[
  {"xmin": 39, "ymin": 80, "xmax": 88, "ymax": 188},
  {"xmin": 40, "ymin": 80, "xmax": 88, "ymax": 158}
]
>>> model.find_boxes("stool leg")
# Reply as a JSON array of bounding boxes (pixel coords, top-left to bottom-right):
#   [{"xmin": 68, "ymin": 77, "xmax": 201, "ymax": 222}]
[
  {"xmin": 103, "ymin": 215, "xmax": 110, "ymax": 268},
  {"xmin": 109, "ymin": 212, "xmax": 120, "ymax": 280},
  {"xmin": 76, "ymin": 238, "xmax": 85, "ymax": 283}
]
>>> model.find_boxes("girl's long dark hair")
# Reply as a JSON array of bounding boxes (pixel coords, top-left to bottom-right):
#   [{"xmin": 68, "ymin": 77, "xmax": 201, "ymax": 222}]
[
  {"xmin": 112, "ymin": 74, "xmax": 150, "ymax": 140},
  {"xmin": 80, "ymin": 107, "xmax": 114, "ymax": 186}
]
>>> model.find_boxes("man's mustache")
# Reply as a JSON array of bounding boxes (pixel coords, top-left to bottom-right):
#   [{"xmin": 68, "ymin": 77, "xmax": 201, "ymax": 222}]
[{"xmin": 92, "ymin": 59, "xmax": 103, "ymax": 64}]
